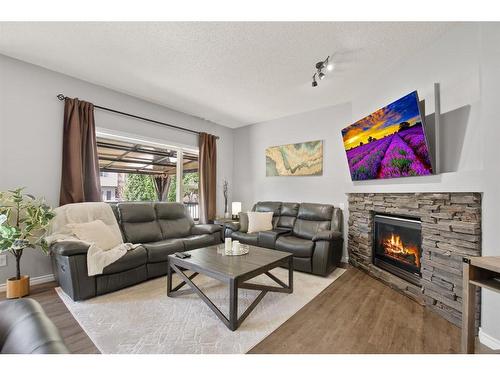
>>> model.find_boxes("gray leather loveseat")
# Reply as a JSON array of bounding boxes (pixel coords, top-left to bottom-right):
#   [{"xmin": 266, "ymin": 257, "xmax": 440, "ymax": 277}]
[
  {"xmin": 225, "ymin": 201, "xmax": 343, "ymax": 276},
  {"xmin": 50, "ymin": 202, "xmax": 222, "ymax": 301}
]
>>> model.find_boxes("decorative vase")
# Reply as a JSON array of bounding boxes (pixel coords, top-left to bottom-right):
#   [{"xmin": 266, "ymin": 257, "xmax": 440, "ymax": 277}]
[
  {"xmin": 224, "ymin": 212, "xmax": 231, "ymax": 219},
  {"xmin": 6, "ymin": 275, "xmax": 30, "ymax": 299}
]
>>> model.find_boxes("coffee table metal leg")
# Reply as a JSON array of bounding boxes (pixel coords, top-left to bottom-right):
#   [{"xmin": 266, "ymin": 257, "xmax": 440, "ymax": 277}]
[
  {"xmin": 229, "ymin": 279, "xmax": 238, "ymax": 331},
  {"xmin": 167, "ymin": 261, "xmax": 173, "ymax": 296},
  {"xmin": 288, "ymin": 256, "xmax": 294, "ymax": 293}
]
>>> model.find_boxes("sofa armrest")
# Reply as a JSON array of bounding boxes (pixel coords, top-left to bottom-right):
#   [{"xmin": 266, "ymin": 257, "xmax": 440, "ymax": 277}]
[
  {"xmin": 50, "ymin": 241, "xmax": 91, "ymax": 257},
  {"xmin": 225, "ymin": 222, "xmax": 240, "ymax": 232},
  {"xmin": 312, "ymin": 230, "xmax": 342, "ymax": 242},
  {"xmin": 258, "ymin": 229, "xmax": 290, "ymax": 249},
  {"xmin": 191, "ymin": 224, "xmax": 222, "ymax": 235}
]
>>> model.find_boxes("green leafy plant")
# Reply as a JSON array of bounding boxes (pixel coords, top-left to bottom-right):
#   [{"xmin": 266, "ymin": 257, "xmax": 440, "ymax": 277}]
[
  {"xmin": 123, "ymin": 174, "xmax": 157, "ymax": 201},
  {"xmin": 0, "ymin": 188, "xmax": 55, "ymax": 280}
]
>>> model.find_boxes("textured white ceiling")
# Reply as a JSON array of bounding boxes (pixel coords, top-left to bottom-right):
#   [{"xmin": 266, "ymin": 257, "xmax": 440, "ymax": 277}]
[{"xmin": 0, "ymin": 22, "xmax": 455, "ymax": 128}]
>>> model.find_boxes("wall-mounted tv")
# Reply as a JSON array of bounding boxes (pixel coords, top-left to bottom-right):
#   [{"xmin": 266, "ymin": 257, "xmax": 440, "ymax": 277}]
[{"xmin": 342, "ymin": 91, "xmax": 433, "ymax": 181}]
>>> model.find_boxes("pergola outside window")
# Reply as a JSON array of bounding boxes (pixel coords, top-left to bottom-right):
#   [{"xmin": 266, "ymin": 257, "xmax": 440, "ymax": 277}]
[{"xmin": 96, "ymin": 135, "xmax": 199, "ymax": 220}]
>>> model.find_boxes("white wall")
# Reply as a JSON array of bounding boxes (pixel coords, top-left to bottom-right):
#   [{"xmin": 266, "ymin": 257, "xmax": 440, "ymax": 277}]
[
  {"xmin": 233, "ymin": 23, "xmax": 500, "ymax": 344},
  {"xmin": 0, "ymin": 54, "xmax": 234, "ymax": 282}
]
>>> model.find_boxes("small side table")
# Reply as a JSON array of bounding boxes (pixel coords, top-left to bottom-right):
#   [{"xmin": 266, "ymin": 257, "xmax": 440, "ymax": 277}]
[
  {"xmin": 462, "ymin": 256, "xmax": 500, "ymax": 353},
  {"xmin": 213, "ymin": 218, "xmax": 239, "ymax": 240}
]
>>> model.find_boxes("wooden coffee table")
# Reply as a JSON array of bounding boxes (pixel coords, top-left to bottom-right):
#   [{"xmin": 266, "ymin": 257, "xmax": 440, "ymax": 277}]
[{"xmin": 167, "ymin": 245, "xmax": 293, "ymax": 331}]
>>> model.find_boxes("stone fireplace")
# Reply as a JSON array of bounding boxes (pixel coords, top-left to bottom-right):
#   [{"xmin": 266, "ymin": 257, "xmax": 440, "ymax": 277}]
[{"xmin": 348, "ymin": 192, "xmax": 481, "ymax": 327}]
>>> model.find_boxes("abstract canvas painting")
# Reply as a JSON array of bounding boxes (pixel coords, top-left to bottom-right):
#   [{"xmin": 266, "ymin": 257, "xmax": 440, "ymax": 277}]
[
  {"xmin": 342, "ymin": 91, "xmax": 433, "ymax": 181},
  {"xmin": 266, "ymin": 140, "xmax": 323, "ymax": 176}
]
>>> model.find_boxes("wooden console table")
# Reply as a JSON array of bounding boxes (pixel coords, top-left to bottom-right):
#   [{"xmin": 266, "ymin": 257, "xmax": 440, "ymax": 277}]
[{"xmin": 462, "ymin": 256, "xmax": 500, "ymax": 353}]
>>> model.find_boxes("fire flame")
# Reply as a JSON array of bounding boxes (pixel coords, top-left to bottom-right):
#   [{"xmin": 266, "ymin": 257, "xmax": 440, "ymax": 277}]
[{"xmin": 382, "ymin": 234, "xmax": 420, "ymax": 268}]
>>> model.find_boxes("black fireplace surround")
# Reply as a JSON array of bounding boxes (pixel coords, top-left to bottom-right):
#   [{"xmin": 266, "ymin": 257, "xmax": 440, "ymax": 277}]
[{"xmin": 373, "ymin": 213, "xmax": 422, "ymax": 286}]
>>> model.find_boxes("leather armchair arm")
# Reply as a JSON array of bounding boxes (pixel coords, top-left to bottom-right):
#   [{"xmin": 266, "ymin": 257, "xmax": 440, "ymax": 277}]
[
  {"xmin": 191, "ymin": 224, "xmax": 222, "ymax": 235},
  {"xmin": 312, "ymin": 230, "xmax": 343, "ymax": 242},
  {"xmin": 50, "ymin": 241, "xmax": 90, "ymax": 256},
  {"xmin": 225, "ymin": 222, "xmax": 240, "ymax": 232}
]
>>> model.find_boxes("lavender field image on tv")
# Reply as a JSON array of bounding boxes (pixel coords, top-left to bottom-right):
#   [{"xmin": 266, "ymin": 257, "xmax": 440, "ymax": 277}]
[{"xmin": 342, "ymin": 91, "xmax": 433, "ymax": 181}]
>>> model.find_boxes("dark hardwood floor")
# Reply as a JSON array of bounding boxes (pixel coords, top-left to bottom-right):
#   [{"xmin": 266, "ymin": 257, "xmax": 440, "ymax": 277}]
[{"xmin": 1, "ymin": 267, "xmax": 496, "ymax": 354}]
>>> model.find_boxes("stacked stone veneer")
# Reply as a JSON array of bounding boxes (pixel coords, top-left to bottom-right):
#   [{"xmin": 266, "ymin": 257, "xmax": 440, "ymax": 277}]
[{"xmin": 348, "ymin": 192, "xmax": 481, "ymax": 327}]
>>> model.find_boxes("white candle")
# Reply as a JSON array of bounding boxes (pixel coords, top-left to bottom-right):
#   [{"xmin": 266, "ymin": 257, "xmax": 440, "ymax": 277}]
[
  {"xmin": 225, "ymin": 238, "xmax": 232, "ymax": 253},
  {"xmin": 232, "ymin": 240, "xmax": 240, "ymax": 254}
]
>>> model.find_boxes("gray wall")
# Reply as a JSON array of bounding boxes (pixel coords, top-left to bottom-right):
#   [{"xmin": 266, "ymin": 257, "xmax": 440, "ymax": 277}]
[
  {"xmin": 233, "ymin": 23, "xmax": 500, "ymax": 344},
  {"xmin": 0, "ymin": 54, "xmax": 234, "ymax": 282}
]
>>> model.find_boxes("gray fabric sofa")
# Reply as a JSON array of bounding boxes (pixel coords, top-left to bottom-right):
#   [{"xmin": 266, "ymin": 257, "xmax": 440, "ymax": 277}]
[
  {"xmin": 225, "ymin": 201, "xmax": 343, "ymax": 276},
  {"xmin": 0, "ymin": 298, "xmax": 69, "ymax": 354},
  {"xmin": 51, "ymin": 202, "xmax": 222, "ymax": 301}
]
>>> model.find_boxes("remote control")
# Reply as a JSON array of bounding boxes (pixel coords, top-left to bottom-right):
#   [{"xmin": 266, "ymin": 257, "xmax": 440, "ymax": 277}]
[{"xmin": 175, "ymin": 252, "xmax": 191, "ymax": 259}]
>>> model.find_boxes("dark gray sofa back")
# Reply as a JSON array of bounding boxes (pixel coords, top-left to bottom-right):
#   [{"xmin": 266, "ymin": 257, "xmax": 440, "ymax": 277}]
[
  {"xmin": 117, "ymin": 202, "xmax": 163, "ymax": 243},
  {"xmin": 277, "ymin": 202, "xmax": 299, "ymax": 229},
  {"xmin": 155, "ymin": 202, "xmax": 193, "ymax": 239},
  {"xmin": 252, "ymin": 201, "xmax": 282, "ymax": 228},
  {"xmin": 293, "ymin": 203, "xmax": 333, "ymax": 240},
  {"xmin": 116, "ymin": 202, "xmax": 196, "ymax": 243}
]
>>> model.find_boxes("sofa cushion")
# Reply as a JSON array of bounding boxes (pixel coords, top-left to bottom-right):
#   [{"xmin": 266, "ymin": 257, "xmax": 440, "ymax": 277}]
[
  {"xmin": 297, "ymin": 203, "xmax": 333, "ymax": 221},
  {"xmin": 275, "ymin": 236, "xmax": 314, "ymax": 258},
  {"xmin": 231, "ymin": 231, "xmax": 258, "ymax": 246},
  {"xmin": 182, "ymin": 234, "xmax": 215, "ymax": 250},
  {"xmin": 253, "ymin": 201, "xmax": 282, "ymax": 215},
  {"xmin": 155, "ymin": 203, "xmax": 193, "ymax": 239},
  {"xmin": 254, "ymin": 201, "xmax": 281, "ymax": 228},
  {"xmin": 117, "ymin": 203, "xmax": 163, "ymax": 243},
  {"xmin": 277, "ymin": 202, "xmax": 299, "ymax": 229},
  {"xmin": 102, "ymin": 246, "xmax": 147, "ymax": 274},
  {"xmin": 292, "ymin": 203, "xmax": 334, "ymax": 240},
  {"xmin": 247, "ymin": 212, "xmax": 274, "ymax": 233},
  {"xmin": 143, "ymin": 239, "xmax": 185, "ymax": 263}
]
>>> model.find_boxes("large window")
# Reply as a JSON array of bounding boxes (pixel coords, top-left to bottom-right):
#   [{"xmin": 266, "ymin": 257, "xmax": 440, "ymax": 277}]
[{"xmin": 96, "ymin": 133, "xmax": 199, "ymax": 220}]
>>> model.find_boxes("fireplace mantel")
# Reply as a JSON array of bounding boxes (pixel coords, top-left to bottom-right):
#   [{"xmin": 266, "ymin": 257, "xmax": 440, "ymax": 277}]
[{"xmin": 347, "ymin": 192, "xmax": 481, "ymax": 327}]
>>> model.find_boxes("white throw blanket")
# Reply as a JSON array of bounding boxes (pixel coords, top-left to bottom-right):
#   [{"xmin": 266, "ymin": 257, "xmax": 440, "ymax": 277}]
[{"xmin": 46, "ymin": 202, "xmax": 138, "ymax": 276}]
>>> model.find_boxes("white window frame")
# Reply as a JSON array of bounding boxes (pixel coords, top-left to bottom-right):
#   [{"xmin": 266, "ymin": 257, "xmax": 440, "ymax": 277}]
[{"xmin": 95, "ymin": 127, "xmax": 199, "ymax": 204}]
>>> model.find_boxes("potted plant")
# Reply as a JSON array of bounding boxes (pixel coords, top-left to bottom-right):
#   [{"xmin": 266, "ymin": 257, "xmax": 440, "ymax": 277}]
[{"xmin": 0, "ymin": 188, "xmax": 55, "ymax": 298}]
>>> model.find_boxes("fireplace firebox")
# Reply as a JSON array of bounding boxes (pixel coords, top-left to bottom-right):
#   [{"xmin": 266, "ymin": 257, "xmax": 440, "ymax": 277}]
[{"xmin": 373, "ymin": 214, "xmax": 422, "ymax": 286}]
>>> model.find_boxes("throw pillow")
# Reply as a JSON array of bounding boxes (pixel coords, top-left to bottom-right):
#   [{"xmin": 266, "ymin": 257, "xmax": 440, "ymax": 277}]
[
  {"xmin": 239, "ymin": 212, "xmax": 249, "ymax": 233},
  {"xmin": 67, "ymin": 220, "xmax": 122, "ymax": 250},
  {"xmin": 247, "ymin": 212, "xmax": 274, "ymax": 233}
]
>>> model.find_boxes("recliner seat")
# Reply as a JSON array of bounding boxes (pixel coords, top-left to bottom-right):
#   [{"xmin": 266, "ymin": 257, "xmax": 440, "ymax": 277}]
[
  {"xmin": 50, "ymin": 202, "xmax": 222, "ymax": 301},
  {"xmin": 225, "ymin": 201, "xmax": 343, "ymax": 276}
]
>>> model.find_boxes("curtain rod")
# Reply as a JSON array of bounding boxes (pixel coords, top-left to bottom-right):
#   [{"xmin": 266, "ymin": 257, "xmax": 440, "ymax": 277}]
[{"xmin": 56, "ymin": 94, "xmax": 219, "ymax": 140}]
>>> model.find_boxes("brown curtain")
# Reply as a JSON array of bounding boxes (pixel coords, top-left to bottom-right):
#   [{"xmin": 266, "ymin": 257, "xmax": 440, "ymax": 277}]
[
  {"xmin": 153, "ymin": 175, "xmax": 171, "ymax": 201},
  {"xmin": 199, "ymin": 133, "xmax": 217, "ymax": 224},
  {"xmin": 59, "ymin": 98, "xmax": 102, "ymax": 206}
]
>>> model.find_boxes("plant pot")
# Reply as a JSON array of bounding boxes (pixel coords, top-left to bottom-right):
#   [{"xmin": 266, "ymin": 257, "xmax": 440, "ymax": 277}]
[{"xmin": 6, "ymin": 275, "xmax": 30, "ymax": 299}]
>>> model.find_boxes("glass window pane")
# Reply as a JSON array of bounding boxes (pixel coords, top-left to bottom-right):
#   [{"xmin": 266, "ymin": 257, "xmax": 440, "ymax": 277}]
[{"xmin": 182, "ymin": 151, "xmax": 199, "ymax": 220}]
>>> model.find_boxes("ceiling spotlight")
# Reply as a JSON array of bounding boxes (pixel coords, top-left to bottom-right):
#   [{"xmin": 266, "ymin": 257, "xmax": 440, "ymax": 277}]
[
  {"xmin": 311, "ymin": 54, "xmax": 335, "ymax": 87},
  {"xmin": 312, "ymin": 74, "xmax": 318, "ymax": 87}
]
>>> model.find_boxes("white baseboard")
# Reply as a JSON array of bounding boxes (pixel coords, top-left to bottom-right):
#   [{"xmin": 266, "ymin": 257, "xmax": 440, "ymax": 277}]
[
  {"xmin": 0, "ymin": 274, "xmax": 55, "ymax": 293},
  {"xmin": 479, "ymin": 327, "xmax": 500, "ymax": 350}
]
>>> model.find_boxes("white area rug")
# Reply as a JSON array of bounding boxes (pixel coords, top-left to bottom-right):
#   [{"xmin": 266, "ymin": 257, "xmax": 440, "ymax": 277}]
[{"xmin": 56, "ymin": 267, "xmax": 345, "ymax": 354}]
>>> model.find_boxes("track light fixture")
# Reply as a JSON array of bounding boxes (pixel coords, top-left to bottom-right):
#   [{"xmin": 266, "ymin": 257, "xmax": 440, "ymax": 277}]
[
  {"xmin": 312, "ymin": 55, "xmax": 334, "ymax": 87},
  {"xmin": 312, "ymin": 73, "xmax": 318, "ymax": 87}
]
